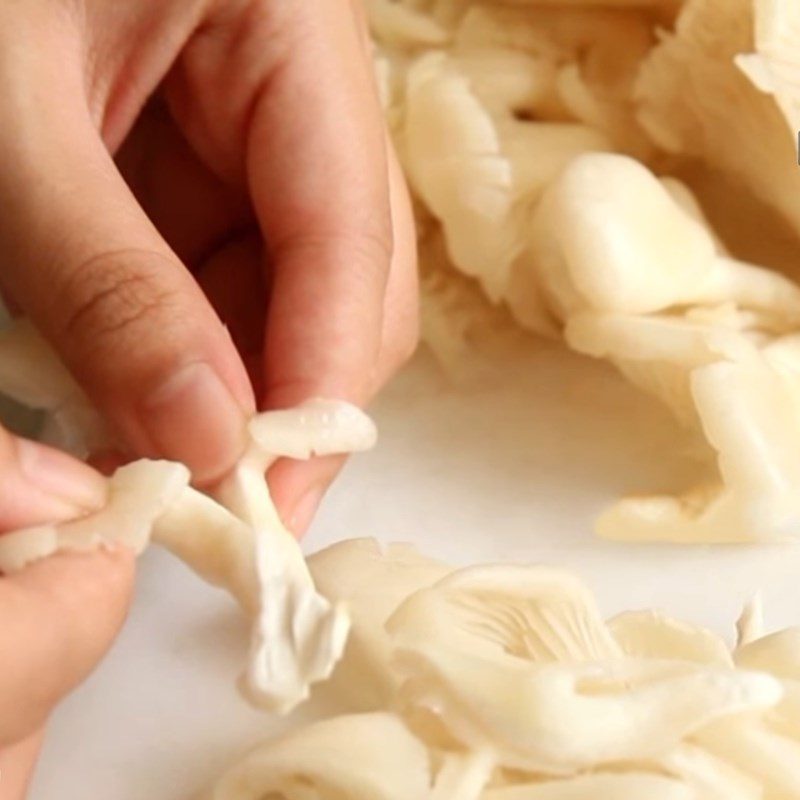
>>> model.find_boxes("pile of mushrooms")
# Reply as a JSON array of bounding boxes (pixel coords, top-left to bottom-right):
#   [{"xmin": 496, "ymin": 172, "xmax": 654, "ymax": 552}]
[
  {"xmin": 372, "ymin": 0, "xmax": 800, "ymax": 543},
  {"xmin": 201, "ymin": 538, "xmax": 800, "ymax": 799}
]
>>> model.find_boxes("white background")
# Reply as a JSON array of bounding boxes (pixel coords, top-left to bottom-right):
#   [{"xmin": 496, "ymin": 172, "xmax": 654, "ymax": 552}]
[{"xmin": 30, "ymin": 343, "xmax": 800, "ymax": 799}]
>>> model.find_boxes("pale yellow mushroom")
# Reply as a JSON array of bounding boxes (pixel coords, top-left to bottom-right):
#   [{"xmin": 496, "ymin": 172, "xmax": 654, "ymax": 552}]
[{"xmin": 202, "ymin": 713, "xmax": 431, "ymax": 800}]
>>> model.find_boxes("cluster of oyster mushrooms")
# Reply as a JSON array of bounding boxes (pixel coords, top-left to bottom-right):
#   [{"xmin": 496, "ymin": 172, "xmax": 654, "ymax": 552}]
[
  {"xmin": 370, "ymin": 0, "xmax": 800, "ymax": 543},
  {"xmin": 201, "ymin": 538, "xmax": 800, "ymax": 799}
]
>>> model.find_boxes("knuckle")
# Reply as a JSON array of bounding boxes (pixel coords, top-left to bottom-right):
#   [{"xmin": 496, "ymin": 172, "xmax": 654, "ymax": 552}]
[{"xmin": 58, "ymin": 249, "xmax": 186, "ymax": 356}]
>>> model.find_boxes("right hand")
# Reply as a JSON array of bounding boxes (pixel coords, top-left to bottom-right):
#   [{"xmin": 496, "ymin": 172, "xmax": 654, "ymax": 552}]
[{"xmin": 0, "ymin": 0, "xmax": 418, "ymax": 534}]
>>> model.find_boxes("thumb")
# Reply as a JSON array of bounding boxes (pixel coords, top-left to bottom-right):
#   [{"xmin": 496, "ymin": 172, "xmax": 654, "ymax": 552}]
[
  {"xmin": 0, "ymin": 81, "xmax": 254, "ymax": 484},
  {"xmin": 0, "ymin": 428, "xmax": 134, "ymax": 745}
]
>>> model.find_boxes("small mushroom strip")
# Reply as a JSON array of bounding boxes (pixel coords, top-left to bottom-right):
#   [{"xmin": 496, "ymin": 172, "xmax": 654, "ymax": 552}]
[{"xmin": 213, "ymin": 399, "xmax": 376, "ymax": 713}]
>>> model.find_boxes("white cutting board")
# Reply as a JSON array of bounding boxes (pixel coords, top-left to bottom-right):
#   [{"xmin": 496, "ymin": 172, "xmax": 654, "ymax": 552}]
[{"xmin": 30, "ymin": 342, "xmax": 800, "ymax": 799}]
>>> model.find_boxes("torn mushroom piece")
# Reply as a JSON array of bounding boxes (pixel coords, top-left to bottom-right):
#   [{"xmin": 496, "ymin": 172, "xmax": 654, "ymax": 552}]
[
  {"xmin": 0, "ymin": 398, "xmax": 377, "ymax": 717},
  {"xmin": 213, "ymin": 399, "xmax": 376, "ymax": 713},
  {"xmin": 651, "ymin": 742, "xmax": 761, "ymax": 800},
  {"xmin": 0, "ymin": 459, "xmax": 190, "ymax": 571},
  {"xmin": 609, "ymin": 609, "xmax": 734, "ymax": 668},
  {"xmin": 403, "ymin": 51, "xmax": 519, "ymax": 302},
  {"xmin": 202, "ymin": 713, "xmax": 431, "ymax": 800},
  {"xmin": 677, "ymin": 610, "xmax": 800, "ymax": 798},
  {"xmin": 596, "ymin": 344, "xmax": 800, "ymax": 543},
  {"xmin": 385, "ymin": 565, "xmax": 781, "ymax": 796}
]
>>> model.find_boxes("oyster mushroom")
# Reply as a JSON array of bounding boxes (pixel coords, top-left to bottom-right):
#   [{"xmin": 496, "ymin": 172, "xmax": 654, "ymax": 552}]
[
  {"xmin": 0, "ymin": 319, "xmax": 112, "ymax": 457},
  {"xmin": 403, "ymin": 51, "xmax": 607, "ymax": 304},
  {"xmin": 385, "ymin": 564, "xmax": 780, "ymax": 794},
  {"xmin": 528, "ymin": 154, "xmax": 800, "ymax": 322},
  {"xmin": 636, "ymin": 0, "xmax": 800, "ymax": 239}
]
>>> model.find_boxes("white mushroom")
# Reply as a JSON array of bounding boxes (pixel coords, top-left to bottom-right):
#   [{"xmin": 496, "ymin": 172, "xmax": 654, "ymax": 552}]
[
  {"xmin": 596, "ymin": 345, "xmax": 800, "ymax": 542},
  {"xmin": 403, "ymin": 50, "xmax": 608, "ymax": 305},
  {"xmin": 520, "ymin": 154, "xmax": 800, "ymax": 543},
  {"xmin": 736, "ymin": 594, "xmax": 766, "ymax": 648},
  {"xmin": 0, "ymin": 459, "xmax": 190, "ymax": 571},
  {"xmin": 695, "ymin": 719, "xmax": 800, "ymax": 799},
  {"xmin": 403, "ymin": 51, "xmax": 519, "ymax": 301},
  {"xmin": 654, "ymin": 743, "xmax": 761, "ymax": 800},
  {"xmin": 0, "ymin": 327, "xmax": 378, "ymax": 715},
  {"xmin": 210, "ymin": 399, "xmax": 376, "ymax": 712},
  {"xmin": 528, "ymin": 154, "xmax": 800, "ymax": 322}
]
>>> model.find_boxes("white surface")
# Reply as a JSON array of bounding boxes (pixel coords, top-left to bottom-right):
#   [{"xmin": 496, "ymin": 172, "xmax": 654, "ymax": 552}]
[{"xmin": 31, "ymin": 342, "xmax": 800, "ymax": 799}]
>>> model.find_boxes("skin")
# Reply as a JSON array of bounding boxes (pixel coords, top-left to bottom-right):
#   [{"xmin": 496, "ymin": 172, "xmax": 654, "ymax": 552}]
[{"xmin": 0, "ymin": 0, "xmax": 418, "ymax": 793}]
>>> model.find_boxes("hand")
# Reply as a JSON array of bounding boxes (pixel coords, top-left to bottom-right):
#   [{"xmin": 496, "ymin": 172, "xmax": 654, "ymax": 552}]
[
  {"xmin": 0, "ymin": 0, "xmax": 418, "ymax": 534},
  {"xmin": 0, "ymin": 429, "xmax": 133, "ymax": 799}
]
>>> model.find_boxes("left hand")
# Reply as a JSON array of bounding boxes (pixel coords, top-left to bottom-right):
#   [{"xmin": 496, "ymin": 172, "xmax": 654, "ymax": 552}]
[{"xmin": 0, "ymin": 430, "xmax": 134, "ymax": 799}]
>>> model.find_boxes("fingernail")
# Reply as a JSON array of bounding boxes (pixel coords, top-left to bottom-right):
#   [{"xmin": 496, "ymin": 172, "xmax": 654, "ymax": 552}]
[
  {"xmin": 17, "ymin": 438, "xmax": 107, "ymax": 512},
  {"xmin": 141, "ymin": 362, "xmax": 248, "ymax": 484},
  {"xmin": 288, "ymin": 484, "xmax": 326, "ymax": 538}
]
